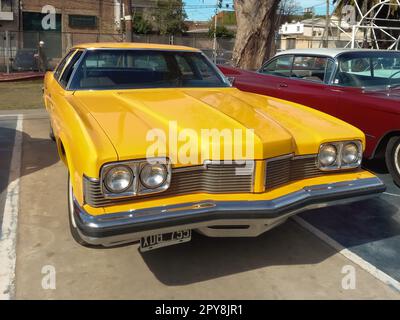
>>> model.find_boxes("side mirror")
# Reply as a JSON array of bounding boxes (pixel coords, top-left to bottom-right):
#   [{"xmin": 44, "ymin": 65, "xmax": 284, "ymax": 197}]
[{"xmin": 227, "ymin": 76, "xmax": 235, "ymax": 86}]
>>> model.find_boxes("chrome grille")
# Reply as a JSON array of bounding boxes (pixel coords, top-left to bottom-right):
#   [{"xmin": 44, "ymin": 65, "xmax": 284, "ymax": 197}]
[
  {"xmin": 265, "ymin": 156, "xmax": 322, "ymax": 190},
  {"xmin": 84, "ymin": 162, "xmax": 254, "ymax": 207}
]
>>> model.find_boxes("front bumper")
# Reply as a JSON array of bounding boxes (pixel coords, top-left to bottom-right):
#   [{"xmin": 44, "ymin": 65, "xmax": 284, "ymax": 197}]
[{"xmin": 73, "ymin": 177, "xmax": 385, "ymax": 246}]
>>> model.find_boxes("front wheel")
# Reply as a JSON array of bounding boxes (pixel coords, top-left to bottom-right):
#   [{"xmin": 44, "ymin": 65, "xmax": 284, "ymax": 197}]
[
  {"xmin": 67, "ymin": 174, "xmax": 97, "ymax": 247},
  {"xmin": 385, "ymin": 136, "xmax": 400, "ymax": 187}
]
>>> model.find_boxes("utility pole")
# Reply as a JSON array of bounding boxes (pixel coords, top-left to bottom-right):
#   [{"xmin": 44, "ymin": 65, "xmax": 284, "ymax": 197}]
[
  {"xmin": 213, "ymin": 0, "xmax": 222, "ymax": 64},
  {"xmin": 325, "ymin": 0, "xmax": 330, "ymax": 48},
  {"xmin": 213, "ymin": 4, "xmax": 218, "ymax": 63}
]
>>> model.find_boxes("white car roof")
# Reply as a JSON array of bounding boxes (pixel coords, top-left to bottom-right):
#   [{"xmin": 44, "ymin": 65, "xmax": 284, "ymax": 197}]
[{"xmin": 274, "ymin": 48, "xmax": 396, "ymax": 59}]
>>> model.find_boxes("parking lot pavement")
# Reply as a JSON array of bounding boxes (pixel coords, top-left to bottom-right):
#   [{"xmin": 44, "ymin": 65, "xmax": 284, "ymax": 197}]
[
  {"xmin": 0, "ymin": 112, "xmax": 399, "ymax": 299},
  {"xmin": 299, "ymin": 163, "xmax": 400, "ymax": 285}
]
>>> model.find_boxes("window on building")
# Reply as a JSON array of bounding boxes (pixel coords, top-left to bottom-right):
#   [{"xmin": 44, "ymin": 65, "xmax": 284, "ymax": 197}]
[
  {"xmin": 296, "ymin": 26, "xmax": 300, "ymax": 32},
  {"xmin": 0, "ymin": 0, "xmax": 12, "ymax": 12},
  {"xmin": 286, "ymin": 38, "xmax": 296, "ymax": 50},
  {"xmin": 69, "ymin": 15, "xmax": 98, "ymax": 28}
]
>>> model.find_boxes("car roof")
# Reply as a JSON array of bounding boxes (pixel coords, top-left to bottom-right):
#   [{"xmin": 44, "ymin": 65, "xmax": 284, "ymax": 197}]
[
  {"xmin": 72, "ymin": 42, "xmax": 200, "ymax": 52},
  {"xmin": 275, "ymin": 48, "xmax": 396, "ymax": 58}
]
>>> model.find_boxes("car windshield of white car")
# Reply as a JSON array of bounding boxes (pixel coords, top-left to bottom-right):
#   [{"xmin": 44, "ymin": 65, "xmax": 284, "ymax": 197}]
[
  {"xmin": 334, "ymin": 51, "xmax": 400, "ymax": 89},
  {"xmin": 68, "ymin": 49, "xmax": 229, "ymax": 90}
]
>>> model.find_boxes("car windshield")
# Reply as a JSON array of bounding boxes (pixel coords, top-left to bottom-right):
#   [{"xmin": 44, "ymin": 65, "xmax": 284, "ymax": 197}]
[
  {"xmin": 69, "ymin": 49, "xmax": 229, "ymax": 90},
  {"xmin": 334, "ymin": 51, "xmax": 400, "ymax": 89}
]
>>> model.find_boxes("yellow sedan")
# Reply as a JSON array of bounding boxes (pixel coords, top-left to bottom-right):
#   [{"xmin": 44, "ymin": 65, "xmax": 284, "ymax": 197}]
[{"xmin": 44, "ymin": 43, "xmax": 385, "ymax": 251}]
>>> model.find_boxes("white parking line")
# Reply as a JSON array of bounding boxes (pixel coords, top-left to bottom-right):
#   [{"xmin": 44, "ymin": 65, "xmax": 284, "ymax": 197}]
[
  {"xmin": 384, "ymin": 192, "xmax": 400, "ymax": 198},
  {"xmin": 293, "ymin": 215, "xmax": 400, "ymax": 293},
  {"xmin": 0, "ymin": 115, "xmax": 23, "ymax": 300}
]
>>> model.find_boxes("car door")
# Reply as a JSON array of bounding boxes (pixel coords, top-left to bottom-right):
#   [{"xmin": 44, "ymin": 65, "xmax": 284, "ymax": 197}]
[
  {"xmin": 258, "ymin": 54, "xmax": 338, "ymax": 115},
  {"xmin": 255, "ymin": 54, "xmax": 295, "ymax": 98}
]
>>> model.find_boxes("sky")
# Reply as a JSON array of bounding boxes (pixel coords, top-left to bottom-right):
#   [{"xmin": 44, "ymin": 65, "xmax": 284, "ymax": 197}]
[{"xmin": 184, "ymin": 0, "xmax": 332, "ymax": 21}]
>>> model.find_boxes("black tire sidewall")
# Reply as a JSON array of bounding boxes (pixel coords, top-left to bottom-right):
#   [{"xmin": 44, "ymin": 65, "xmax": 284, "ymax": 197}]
[{"xmin": 385, "ymin": 136, "xmax": 400, "ymax": 186}]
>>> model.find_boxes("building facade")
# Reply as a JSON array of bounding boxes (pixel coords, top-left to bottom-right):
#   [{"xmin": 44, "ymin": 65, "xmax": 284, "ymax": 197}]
[
  {"xmin": 1, "ymin": 0, "xmax": 121, "ymax": 68},
  {"xmin": 0, "ymin": 0, "xmax": 19, "ymax": 31},
  {"xmin": 278, "ymin": 16, "xmax": 364, "ymax": 50}
]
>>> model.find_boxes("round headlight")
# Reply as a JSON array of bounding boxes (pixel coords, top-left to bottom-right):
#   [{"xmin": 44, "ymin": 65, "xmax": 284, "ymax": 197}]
[
  {"xmin": 104, "ymin": 166, "xmax": 133, "ymax": 193},
  {"xmin": 140, "ymin": 163, "xmax": 167, "ymax": 189},
  {"xmin": 319, "ymin": 144, "xmax": 337, "ymax": 167},
  {"xmin": 342, "ymin": 143, "xmax": 359, "ymax": 164}
]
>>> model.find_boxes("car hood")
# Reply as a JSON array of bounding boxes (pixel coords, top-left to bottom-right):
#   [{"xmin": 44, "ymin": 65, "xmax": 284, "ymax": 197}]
[{"xmin": 72, "ymin": 87, "xmax": 364, "ymax": 165}]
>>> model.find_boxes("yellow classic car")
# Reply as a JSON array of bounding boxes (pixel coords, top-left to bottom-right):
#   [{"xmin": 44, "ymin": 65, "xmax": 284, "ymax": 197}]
[{"xmin": 44, "ymin": 43, "xmax": 385, "ymax": 251}]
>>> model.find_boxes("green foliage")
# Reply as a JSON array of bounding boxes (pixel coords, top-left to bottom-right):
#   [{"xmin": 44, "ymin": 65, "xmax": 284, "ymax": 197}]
[
  {"xmin": 133, "ymin": 15, "xmax": 153, "ymax": 34},
  {"xmin": 155, "ymin": 0, "xmax": 188, "ymax": 35},
  {"xmin": 208, "ymin": 25, "xmax": 235, "ymax": 39}
]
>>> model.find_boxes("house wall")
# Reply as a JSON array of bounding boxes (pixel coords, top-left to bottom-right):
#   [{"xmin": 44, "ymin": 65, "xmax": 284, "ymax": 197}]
[
  {"xmin": 0, "ymin": 0, "xmax": 19, "ymax": 31},
  {"xmin": 21, "ymin": 0, "xmax": 117, "ymax": 34}
]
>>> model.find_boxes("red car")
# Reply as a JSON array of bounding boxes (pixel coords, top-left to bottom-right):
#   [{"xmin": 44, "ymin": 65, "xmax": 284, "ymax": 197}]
[{"xmin": 219, "ymin": 48, "xmax": 400, "ymax": 185}]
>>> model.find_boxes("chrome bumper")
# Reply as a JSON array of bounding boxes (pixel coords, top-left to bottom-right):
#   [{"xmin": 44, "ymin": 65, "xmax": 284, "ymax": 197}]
[{"xmin": 73, "ymin": 177, "xmax": 385, "ymax": 247}]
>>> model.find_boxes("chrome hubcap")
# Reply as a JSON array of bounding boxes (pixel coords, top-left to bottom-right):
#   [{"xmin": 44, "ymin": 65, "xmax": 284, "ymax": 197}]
[{"xmin": 395, "ymin": 143, "xmax": 400, "ymax": 176}]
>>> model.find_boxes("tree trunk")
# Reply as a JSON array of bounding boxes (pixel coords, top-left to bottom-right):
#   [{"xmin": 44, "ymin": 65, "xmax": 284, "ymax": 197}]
[{"xmin": 232, "ymin": 0, "xmax": 280, "ymax": 70}]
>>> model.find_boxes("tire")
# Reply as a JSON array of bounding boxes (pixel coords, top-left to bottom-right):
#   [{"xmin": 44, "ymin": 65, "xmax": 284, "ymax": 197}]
[
  {"xmin": 49, "ymin": 124, "xmax": 55, "ymax": 142},
  {"xmin": 385, "ymin": 136, "xmax": 400, "ymax": 187},
  {"xmin": 67, "ymin": 174, "xmax": 97, "ymax": 247}
]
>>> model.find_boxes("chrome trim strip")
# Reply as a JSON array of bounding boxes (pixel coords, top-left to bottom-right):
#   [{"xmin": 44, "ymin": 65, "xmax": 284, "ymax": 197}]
[
  {"xmin": 74, "ymin": 177, "xmax": 385, "ymax": 246},
  {"xmin": 265, "ymin": 153, "xmax": 294, "ymax": 162}
]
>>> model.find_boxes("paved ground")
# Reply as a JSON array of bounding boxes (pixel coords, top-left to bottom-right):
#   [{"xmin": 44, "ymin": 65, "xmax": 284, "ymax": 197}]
[{"xmin": 1, "ymin": 110, "xmax": 400, "ymax": 299}]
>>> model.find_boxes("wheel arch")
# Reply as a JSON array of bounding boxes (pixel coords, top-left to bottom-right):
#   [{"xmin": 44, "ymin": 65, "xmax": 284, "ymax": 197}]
[{"xmin": 371, "ymin": 130, "xmax": 400, "ymax": 159}]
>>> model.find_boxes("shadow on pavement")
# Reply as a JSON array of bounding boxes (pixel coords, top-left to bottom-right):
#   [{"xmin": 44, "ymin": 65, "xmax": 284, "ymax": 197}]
[
  {"xmin": 0, "ymin": 126, "xmax": 59, "ymax": 195},
  {"xmin": 140, "ymin": 220, "xmax": 335, "ymax": 285}
]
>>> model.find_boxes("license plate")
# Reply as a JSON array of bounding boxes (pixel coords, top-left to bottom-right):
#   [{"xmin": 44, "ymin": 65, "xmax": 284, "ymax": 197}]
[{"xmin": 140, "ymin": 230, "xmax": 192, "ymax": 252}]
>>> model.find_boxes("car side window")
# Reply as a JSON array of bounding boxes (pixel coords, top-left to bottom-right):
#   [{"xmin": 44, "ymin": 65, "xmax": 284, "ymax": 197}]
[
  {"xmin": 291, "ymin": 56, "xmax": 328, "ymax": 83},
  {"xmin": 59, "ymin": 50, "xmax": 84, "ymax": 88},
  {"xmin": 259, "ymin": 55, "xmax": 294, "ymax": 77},
  {"xmin": 54, "ymin": 50, "xmax": 76, "ymax": 80},
  {"xmin": 175, "ymin": 53, "xmax": 222, "ymax": 83}
]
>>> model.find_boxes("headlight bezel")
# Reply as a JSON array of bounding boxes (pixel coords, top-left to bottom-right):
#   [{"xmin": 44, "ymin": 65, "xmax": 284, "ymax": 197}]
[
  {"xmin": 318, "ymin": 144, "xmax": 338, "ymax": 167},
  {"xmin": 103, "ymin": 165, "xmax": 134, "ymax": 194},
  {"xmin": 137, "ymin": 162, "xmax": 170, "ymax": 195},
  {"xmin": 318, "ymin": 141, "xmax": 362, "ymax": 171},
  {"xmin": 341, "ymin": 142, "xmax": 362, "ymax": 167},
  {"xmin": 100, "ymin": 158, "xmax": 171, "ymax": 199}
]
